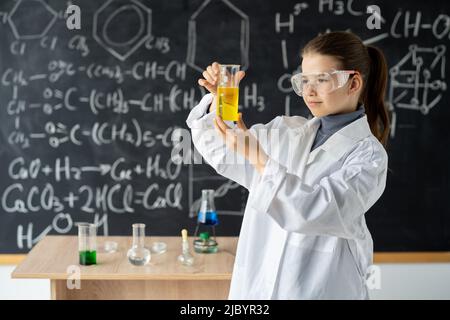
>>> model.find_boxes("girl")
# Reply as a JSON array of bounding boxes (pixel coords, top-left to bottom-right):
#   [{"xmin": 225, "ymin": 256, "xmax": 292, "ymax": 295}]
[{"xmin": 186, "ymin": 31, "xmax": 390, "ymax": 299}]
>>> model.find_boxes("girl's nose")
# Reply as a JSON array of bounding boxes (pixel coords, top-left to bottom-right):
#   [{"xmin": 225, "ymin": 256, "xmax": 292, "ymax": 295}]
[{"xmin": 304, "ymin": 83, "xmax": 317, "ymax": 96}]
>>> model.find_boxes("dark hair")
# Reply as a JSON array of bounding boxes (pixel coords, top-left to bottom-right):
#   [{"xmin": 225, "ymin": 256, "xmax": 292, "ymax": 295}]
[{"xmin": 302, "ymin": 31, "xmax": 390, "ymax": 148}]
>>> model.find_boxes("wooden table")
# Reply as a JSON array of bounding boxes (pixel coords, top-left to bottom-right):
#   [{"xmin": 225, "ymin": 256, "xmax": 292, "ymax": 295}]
[{"xmin": 12, "ymin": 235, "xmax": 238, "ymax": 300}]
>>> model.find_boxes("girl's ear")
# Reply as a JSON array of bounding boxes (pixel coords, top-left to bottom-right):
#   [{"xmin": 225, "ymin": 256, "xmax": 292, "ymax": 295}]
[{"xmin": 348, "ymin": 74, "xmax": 363, "ymax": 95}]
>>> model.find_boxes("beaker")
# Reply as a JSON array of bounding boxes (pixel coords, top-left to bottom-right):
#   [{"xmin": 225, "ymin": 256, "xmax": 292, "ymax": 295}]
[
  {"xmin": 127, "ymin": 223, "xmax": 151, "ymax": 266},
  {"xmin": 78, "ymin": 223, "xmax": 97, "ymax": 265},
  {"xmin": 217, "ymin": 64, "xmax": 240, "ymax": 121}
]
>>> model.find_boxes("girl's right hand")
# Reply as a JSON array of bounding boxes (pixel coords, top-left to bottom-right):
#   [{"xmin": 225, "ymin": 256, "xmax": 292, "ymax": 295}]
[
  {"xmin": 198, "ymin": 62, "xmax": 220, "ymax": 113},
  {"xmin": 198, "ymin": 62, "xmax": 245, "ymax": 113},
  {"xmin": 198, "ymin": 62, "xmax": 220, "ymax": 95}
]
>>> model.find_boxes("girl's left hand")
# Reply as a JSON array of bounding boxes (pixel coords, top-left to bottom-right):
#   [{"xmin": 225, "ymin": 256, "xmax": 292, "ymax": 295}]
[{"xmin": 213, "ymin": 113, "xmax": 268, "ymax": 174}]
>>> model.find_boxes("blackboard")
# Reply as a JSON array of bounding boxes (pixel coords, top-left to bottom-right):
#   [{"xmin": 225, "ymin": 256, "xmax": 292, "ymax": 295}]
[{"xmin": 0, "ymin": 0, "xmax": 449, "ymax": 254}]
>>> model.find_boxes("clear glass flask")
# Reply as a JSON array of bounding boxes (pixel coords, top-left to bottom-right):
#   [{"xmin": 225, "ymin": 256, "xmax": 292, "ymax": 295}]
[{"xmin": 127, "ymin": 223, "xmax": 151, "ymax": 266}]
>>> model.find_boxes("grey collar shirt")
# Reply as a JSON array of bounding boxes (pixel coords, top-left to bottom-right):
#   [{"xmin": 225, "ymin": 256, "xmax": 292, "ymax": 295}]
[{"xmin": 310, "ymin": 104, "xmax": 366, "ymax": 152}]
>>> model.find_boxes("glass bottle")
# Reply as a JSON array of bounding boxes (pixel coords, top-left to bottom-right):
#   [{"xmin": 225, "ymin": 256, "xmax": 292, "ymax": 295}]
[{"xmin": 127, "ymin": 223, "xmax": 151, "ymax": 266}]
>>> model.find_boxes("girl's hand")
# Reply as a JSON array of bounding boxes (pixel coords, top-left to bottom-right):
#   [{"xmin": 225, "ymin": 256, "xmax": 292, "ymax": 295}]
[
  {"xmin": 213, "ymin": 113, "xmax": 267, "ymax": 174},
  {"xmin": 198, "ymin": 62, "xmax": 245, "ymax": 113}
]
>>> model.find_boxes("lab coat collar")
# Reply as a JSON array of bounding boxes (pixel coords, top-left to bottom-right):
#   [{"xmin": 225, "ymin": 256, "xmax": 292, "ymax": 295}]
[{"xmin": 304, "ymin": 114, "xmax": 372, "ymax": 165}]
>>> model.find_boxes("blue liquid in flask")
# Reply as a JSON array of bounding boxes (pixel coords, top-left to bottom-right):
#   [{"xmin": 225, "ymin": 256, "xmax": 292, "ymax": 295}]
[{"xmin": 197, "ymin": 211, "xmax": 219, "ymax": 226}]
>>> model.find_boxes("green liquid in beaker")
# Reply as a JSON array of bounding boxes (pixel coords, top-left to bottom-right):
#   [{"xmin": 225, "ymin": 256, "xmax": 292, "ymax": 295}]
[{"xmin": 79, "ymin": 250, "xmax": 97, "ymax": 265}]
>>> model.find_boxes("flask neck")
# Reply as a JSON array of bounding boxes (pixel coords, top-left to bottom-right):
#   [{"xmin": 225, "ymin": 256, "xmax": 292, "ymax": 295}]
[
  {"xmin": 132, "ymin": 224, "xmax": 146, "ymax": 248},
  {"xmin": 182, "ymin": 240, "xmax": 190, "ymax": 254},
  {"xmin": 200, "ymin": 190, "xmax": 216, "ymax": 213}
]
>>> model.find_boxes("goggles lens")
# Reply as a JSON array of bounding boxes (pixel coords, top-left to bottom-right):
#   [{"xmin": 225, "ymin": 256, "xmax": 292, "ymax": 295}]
[{"xmin": 291, "ymin": 70, "xmax": 356, "ymax": 97}]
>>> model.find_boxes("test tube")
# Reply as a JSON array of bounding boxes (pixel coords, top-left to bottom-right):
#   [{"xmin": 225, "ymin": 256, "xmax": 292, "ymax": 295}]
[{"xmin": 78, "ymin": 223, "xmax": 97, "ymax": 265}]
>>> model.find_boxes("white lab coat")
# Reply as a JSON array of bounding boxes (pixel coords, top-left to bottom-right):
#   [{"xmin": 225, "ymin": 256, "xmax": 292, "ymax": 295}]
[{"xmin": 186, "ymin": 94, "xmax": 388, "ymax": 300}]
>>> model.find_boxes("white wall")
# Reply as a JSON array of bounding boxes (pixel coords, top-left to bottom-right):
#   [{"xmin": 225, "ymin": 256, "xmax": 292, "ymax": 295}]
[
  {"xmin": 368, "ymin": 263, "xmax": 450, "ymax": 300},
  {"xmin": 0, "ymin": 266, "xmax": 50, "ymax": 300},
  {"xmin": 1, "ymin": 264, "xmax": 450, "ymax": 300}
]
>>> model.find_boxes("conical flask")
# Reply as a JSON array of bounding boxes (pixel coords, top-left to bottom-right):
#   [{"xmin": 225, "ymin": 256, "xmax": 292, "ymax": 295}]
[
  {"xmin": 197, "ymin": 189, "xmax": 218, "ymax": 226},
  {"xmin": 194, "ymin": 189, "xmax": 219, "ymax": 253}
]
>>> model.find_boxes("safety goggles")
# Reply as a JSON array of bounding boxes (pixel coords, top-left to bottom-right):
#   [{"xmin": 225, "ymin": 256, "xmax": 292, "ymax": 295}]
[{"xmin": 291, "ymin": 70, "xmax": 357, "ymax": 97}]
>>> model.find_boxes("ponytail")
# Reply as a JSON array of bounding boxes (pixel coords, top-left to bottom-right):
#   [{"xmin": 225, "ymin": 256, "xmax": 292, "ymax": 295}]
[{"xmin": 363, "ymin": 45, "xmax": 390, "ymax": 148}]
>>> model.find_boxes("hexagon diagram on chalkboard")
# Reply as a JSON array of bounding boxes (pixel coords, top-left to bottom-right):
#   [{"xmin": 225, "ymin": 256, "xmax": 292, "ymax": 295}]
[
  {"xmin": 389, "ymin": 44, "xmax": 447, "ymax": 115},
  {"xmin": 187, "ymin": 0, "xmax": 249, "ymax": 72},
  {"xmin": 93, "ymin": 0, "xmax": 152, "ymax": 61},
  {"xmin": 8, "ymin": 0, "xmax": 57, "ymax": 40}
]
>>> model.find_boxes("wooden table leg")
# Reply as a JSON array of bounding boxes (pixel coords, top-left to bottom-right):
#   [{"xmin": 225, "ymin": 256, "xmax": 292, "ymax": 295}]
[{"xmin": 51, "ymin": 280, "xmax": 67, "ymax": 300}]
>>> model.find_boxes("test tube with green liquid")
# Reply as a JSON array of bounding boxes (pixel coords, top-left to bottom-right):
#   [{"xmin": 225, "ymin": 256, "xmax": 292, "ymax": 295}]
[{"xmin": 78, "ymin": 223, "xmax": 97, "ymax": 265}]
